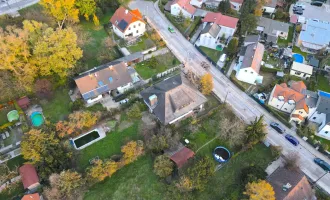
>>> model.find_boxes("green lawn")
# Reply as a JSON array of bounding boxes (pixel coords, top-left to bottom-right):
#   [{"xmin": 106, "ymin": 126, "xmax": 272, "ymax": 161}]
[
  {"xmin": 200, "ymin": 46, "xmax": 223, "ymax": 63},
  {"xmin": 0, "ymin": 106, "xmax": 14, "ymax": 126},
  {"xmin": 40, "ymin": 88, "xmax": 71, "ymax": 123},
  {"xmin": 126, "ymin": 35, "xmax": 156, "ymax": 53},
  {"xmin": 278, "ymin": 26, "xmax": 293, "ymax": 47},
  {"xmin": 316, "ymin": 74, "xmax": 330, "ymax": 93},
  {"xmin": 77, "ymin": 123, "xmax": 141, "ymax": 171},
  {"xmin": 0, "ymin": 183, "xmax": 24, "ymax": 200},
  {"xmin": 293, "ymin": 46, "xmax": 308, "ymax": 59},
  {"xmin": 134, "ymin": 52, "xmax": 180, "ymax": 79},
  {"xmin": 6, "ymin": 155, "xmax": 26, "ymax": 170}
]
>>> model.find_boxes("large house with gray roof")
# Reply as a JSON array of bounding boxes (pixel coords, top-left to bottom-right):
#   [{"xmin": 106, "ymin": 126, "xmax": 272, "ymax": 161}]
[
  {"xmin": 257, "ymin": 17, "xmax": 289, "ymax": 44},
  {"xmin": 140, "ymin": 74, "xmax": 207, "ymax": 125},
  {"xmin": 296, "ymin": 19, "xmax": 330, "ymax": 54}
]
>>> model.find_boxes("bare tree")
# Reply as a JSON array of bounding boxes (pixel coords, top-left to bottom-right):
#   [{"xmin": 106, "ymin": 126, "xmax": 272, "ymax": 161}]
[
  {"xmin": 219, "ymin": 118, "xmax": 246, "ymax": 147},
  {"xmin": 284, "ymin": 152, "xmax": 300, "ymax": 171}
]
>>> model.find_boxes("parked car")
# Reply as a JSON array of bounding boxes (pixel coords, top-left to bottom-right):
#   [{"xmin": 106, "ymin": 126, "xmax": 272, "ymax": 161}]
[
  {"xmin": 119, "ymin": 98, "xmax": 129, "ymax": 104},
  {"xmin": 314, "ymin": 158, "xmax": 330, "ymax": 172},
  {"xmin": 293, "ymin": 7, "xmax": 303, "ymax": 15},
  {"xmin": 311, "ymin": 1, "xmax": 323, "ymax": 6},
  {"xmin": 294, "ymin": 3, "xmax": 306, "ymax": 10},
  {"xmin": 219, "ymin": 54, "xmax": 227, "ymax": 63},
  {"xmin": 168, "ymin": 26, "xmax": 175, "ymax": 33},
  {"xmin": 270, "ymin": 122, "xmax": 285, "ymax": 134},
  {"xmin": 285, "ymin": 134, "xmax": 299, "ymax": 146},
  {"xmin": 312, "ymin": 0, "xmax": 327, "ymax": 2}
]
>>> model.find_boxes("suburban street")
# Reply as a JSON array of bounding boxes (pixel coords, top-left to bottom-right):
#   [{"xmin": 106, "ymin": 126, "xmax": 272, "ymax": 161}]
[
  {"xmin": 130, "ymin": 0, "xmax": 330, "ymax": 193},
  {"xmin": 0, "ymin": 0, "xmax": 39, "ymax": 15}
]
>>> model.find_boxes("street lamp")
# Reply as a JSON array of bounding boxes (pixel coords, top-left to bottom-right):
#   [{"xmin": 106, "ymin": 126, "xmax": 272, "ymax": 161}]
[
  {"xmin": 224, "ymin": 90, "xmax": 230, "ymax": 103},
  {"xmin": 313, "ymin": 171, "xmax": 329, "ymax": 186}
]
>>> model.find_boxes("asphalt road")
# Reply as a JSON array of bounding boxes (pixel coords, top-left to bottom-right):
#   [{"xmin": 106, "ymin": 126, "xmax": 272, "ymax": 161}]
[
  {"xmin": 130, "ymin": 0, "xmax": 330, "ymax": 193},
  {"xmin": 0, "ymin": 0, "xmax": 39, "ymax": 15}
]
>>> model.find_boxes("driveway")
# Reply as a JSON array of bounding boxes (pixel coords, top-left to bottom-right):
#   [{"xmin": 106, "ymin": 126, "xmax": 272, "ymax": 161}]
[
  {"xmin": 289, "ymin": 1, "xmax": 330, "ymax": 22},
  {"xmin": 129, "ymin": 0, "xmax": 330, "ymax": 193}
]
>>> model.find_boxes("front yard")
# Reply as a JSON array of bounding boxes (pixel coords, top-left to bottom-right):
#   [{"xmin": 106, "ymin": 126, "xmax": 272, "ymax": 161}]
[
  {"xmin": 164, "ymin": 12, "xmax": 201, "ymax": 37},
  {"xmin": 126, "ymin": 35, "xmax": 156, "ymax": 54},
  {"xmin": 200, "ymin": 46, "xmax": 224, "ymax": 63}
]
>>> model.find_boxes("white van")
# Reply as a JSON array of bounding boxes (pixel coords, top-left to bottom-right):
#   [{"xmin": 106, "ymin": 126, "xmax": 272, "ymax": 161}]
[{"xmin": 219, "ymin": 54, "xmax": 227, "ymax": 63}]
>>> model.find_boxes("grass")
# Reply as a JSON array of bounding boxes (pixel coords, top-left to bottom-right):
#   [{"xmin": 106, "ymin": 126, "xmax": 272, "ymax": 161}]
[
  {"xmin": 76, "ymin": 123, "xmax": 141, "ymax": 171},
  {"xmin": 316, "ymin": 74, "xmax": 330, "ymax": 93},
  {"xmin": 134, "ymin": 52, "xmax": 180, "ymax": 79},
  {"xmin": 126, "ymin": 35, "xmax": 156, "ymax": 53},
  {"xmin": 200, "ymin": 46, "xmax": 223, "ymax": 63},
  {"xmin": 164, "ymin": 12, "xmax": 201, "ymax": 37},
  {"xmin": 278, "ymin": 26, "xmax": 294, "ymax": 47},
  {"xmin": 6, "ymin": 155, "xmax": 26, "ymax": 170},
  {"xmin": 0, "ymin": 106, "xmax": 14, "ymax": 126},
  {"xmin": 0, "ymin": 183, "xmax": 24, "ymax": 200},
  {"xmin": 293, "ymin": 46, "xmax": 308, "ymax": 59},
  {"xmin": 40, "ymin": 88, "xmax": 72, "ymax": 123}
]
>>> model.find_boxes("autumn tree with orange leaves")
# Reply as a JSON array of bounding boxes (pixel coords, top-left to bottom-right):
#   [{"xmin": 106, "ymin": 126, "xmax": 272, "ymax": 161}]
[
  {"xmin": 200, "ymin": 73, "xmax": 213, "ymax": 95},
  {"xmin": 244, "ymin": 180, "xmax": 275, "ymax": 200}
]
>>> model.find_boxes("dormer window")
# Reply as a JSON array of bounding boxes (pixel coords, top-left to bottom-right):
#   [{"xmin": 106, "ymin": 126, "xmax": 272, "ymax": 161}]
[
  {"xmin": 288, "ymin": 100, "xmax": 295, "ymax": 105},
  {"xmin": 278, "ymin": 96, "xmax": 284, "ymax": 101}
]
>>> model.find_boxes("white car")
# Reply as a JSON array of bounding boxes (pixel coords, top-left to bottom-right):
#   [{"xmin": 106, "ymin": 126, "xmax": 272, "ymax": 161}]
[
  {"xmin": 294, "ymin": 3, "xmax": 306, "ymax": 10},
  {"xmin": 119, "ymin": 98, "xmax": 129, "ymax": 104}
]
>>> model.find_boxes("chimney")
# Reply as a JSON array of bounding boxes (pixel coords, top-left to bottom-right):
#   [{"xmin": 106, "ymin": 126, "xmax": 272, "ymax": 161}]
[
  {"xmin": 94, "ymin": 73, "xmax": 98, "ymax": 77},
  {"xmin": 125, "ymin": 9, "xmax": 128, "ymax": 14},
  {"xmin": 109, "ymin": 65, "xmax": 113, "ymax": 71},
  {"xmin": 149, "ymin": 94, "xmax": 157, "ymax": 107}
]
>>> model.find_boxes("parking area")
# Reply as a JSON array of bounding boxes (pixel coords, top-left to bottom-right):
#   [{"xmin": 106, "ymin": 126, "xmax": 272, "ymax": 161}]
[{"xmin": 290, "ymin": 0, "xmax": 330, "ymax": 22}]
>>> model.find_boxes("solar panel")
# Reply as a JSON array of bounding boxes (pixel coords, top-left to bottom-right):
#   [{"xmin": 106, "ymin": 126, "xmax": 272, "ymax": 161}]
[
  {"xmin": 98, "ymin": 81, "xmax": 104, "ymax": 86},
  {"xmin": 82, "ymin": 91, "xmax": 96, "ymax": 100},
  {"xmin": 118, "ymin": 20, "xmax": 128, "ymax": 31},
  {"xmin": 96, "ymin": 85, "xmax": 109, "ymax": 94}
]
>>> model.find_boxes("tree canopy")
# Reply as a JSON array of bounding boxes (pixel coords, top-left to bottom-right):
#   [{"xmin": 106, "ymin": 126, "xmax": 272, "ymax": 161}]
[
  {"xmin": 244, "ymin": 180, "xmax": 275, "ymax": 200},
  {"xmin": 154, "ymin": 155, "xmax": 174, "ymax": 178},
  {"xmin": 200, "ymin": 73, "xmax": 213, "ymax": 95},
  {"xmin": 245, "ymin": 115, "xmax": 267, "ymax": 146}
]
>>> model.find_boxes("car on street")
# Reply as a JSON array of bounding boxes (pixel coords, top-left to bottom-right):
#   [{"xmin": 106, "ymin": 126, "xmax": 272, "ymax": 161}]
[
  {"xmin": 168, "ymin": 26, "xmax": 175, "ymax": 33},
  {"xmin": 311, "ymin": 1, "xmax": 323, "ymax": 6},
  {"xmin": 314, "ymin": 158, "xmax": 330, "ymax": 172},
  {"xmin": 285, "ymin": 134, "xmax": 299, "ymax": 146},
  {"xmin": 294, "ymin": 3, "xmax": 306, "ymax": 10},
  {"xmin": 270, "ymin": 122, "xmax": 285, "ymax": 134},
  {"xmin": 293, "ymin": 7, "xmax": 303, "ymax": 15}
]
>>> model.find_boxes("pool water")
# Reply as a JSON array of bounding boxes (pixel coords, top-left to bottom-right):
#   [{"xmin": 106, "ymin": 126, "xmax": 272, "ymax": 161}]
[
  {"xmin": 74, "ymin": 131, "xmax": 100, "ymax": 148},
  {"xmin": 293, "ymin": 53, "xmax": 304, "ymax": 63},
  {"xmin": 30, "ymin": 112, "xmax": 44, "ymax": 127}
]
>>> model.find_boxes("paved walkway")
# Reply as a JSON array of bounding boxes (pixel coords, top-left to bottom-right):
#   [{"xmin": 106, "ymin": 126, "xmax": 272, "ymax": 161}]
[
  {"xmin": 226, "ymin": 60, "xmax": 236, "ymax": 77},
  {"xmin": 190, "ymin": 24, "xmax": 203, "ymax": 44},
  {"xmin": 144, "ymin": 47, "xmax": 169, "ymax": 60}
]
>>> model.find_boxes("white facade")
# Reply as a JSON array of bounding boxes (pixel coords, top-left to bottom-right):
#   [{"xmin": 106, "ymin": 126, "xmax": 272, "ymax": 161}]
[
  {"xmin": 198, "ymin": 32, "xmax": 218, "ymax": 50},
  {"xmin": 290, "ymin": 69, "xmax": 312, "ymax": 79},
  {"xmin": 113, "ymin": 20, "xmax": 146, "ymax": 39},
  {"xmin": 236, "ymin": 66, "xmax": 262, "ymax": 85},
  {"xmin": 190, "ymin": 0, "xmax": 204, "ymax": 8},
  {"xmin": 171, "ymin": 3, "xmax": 193, "ymax": 18},
  {"xmin": 219, "ymin": 25, "xmax": 235, "ymax": 38},
  {"xmin": 308, "ymin": 105, "xmax": 330, "ymax": 140},
  {"xmin": 117, "ymin": 82, "xmax": 133, "ymax": 94},
  {"xmin": 318, "ymin": 125, "xmax": 330, "ymax": 140},
  {"xmin": 262, "ymin": 6, "xmax": 276, "ymax": 14},
  {"xmin": 268, "ymin": 88, "xmax": 296, "ymax": 113},
  {"xmin": 290, "ymin": 62, "xmax": 313, "ymax": 79},
  {"xmin": 230, "ymin": 1, "xmax": 242, "ymax": 11}
]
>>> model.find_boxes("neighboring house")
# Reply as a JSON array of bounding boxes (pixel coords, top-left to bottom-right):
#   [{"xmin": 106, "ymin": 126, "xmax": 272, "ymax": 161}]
[
  {"xmin": 268, "ymin": 81, "xmax": 318, "ymax": 124},
  {"xmin": 262, "ymin": 0, "xmax": 279, "ymax": 14},
  {"xmin": 296, "ymin": 19, "xmax": 330, "ymax": 54},
  {"xmin": 230, "ymin": 0, "xmax": 244, "ymax": 11},
  {"xmin": 308, "ymin": 91, "xmax": 330, "ymax": 140},
  {"xmin": 235, "ymin": 42, "xmax": 265, "ymax": 85},
  {"xmin": 196, "ymin": 12, "xmax": 238, "ymax": 49},
  {"xmin": 140, "ymin": 74, "xmax": 207, "ymax": 125},
  {"xmin": 267, "ymin": 167, "xmax": 315, "ymax": 200},
  {"xmin": 204, "ymin": 0, "xmax": 221, "ymax": 8},
  {"xmin": 243, "ymin": 35, "xmax": 260, "ymax": 46},
  {"xmin": 169, "ymin": 145, "xmax": 195, "ymax": 168},
  {"xmin": 257, "ymin": 17, "xmax": 289, "ymax": 43},
  {"xmin": 290, "ymin": 62, "xmax": 313, "ymax": 79},
  {"xmin": 22, "ymin": 193, "xmax": 43, "ymax": 200},
  {"xmin": 171, "ymin": 0, "xmax": 197, "ymax": 18},
  {"xmin": 19, "ymin": 164, "xmax": 40, "ymax": 191},
  {"xmin": 309, "ymin": 57, "xmax": 320, "ymax": 68},
  {"xmin": 110, "ymin": 7, "xmax": 146, "ymax": 39},
  {"xmin": 74, "ymin": 61, "xmax": 136, "ymax": 104},
  {"xmin": 190, "ymin": 0, "xmax": 205, "ymax": 8}
]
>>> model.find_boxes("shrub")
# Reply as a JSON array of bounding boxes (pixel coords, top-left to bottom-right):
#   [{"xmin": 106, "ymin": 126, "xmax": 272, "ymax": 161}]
[
  {"xmin": 127, "ymin": 103, "xmax": 142, "ymax": 120},
  {"xmin": 153, "ymin": 155, "xmax": 174, "ymax": 178},
  {"xmin": 240, "ymin": 165, "xmax": 267, "ymax": 186}
]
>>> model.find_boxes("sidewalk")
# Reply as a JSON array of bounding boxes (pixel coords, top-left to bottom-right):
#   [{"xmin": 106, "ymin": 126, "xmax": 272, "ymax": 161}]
[
  {"xmin": 143, "ymin": 47, "xmax": 169, "ymax": 60},
  {"xmin": 0, "ymin": 0, "xmax": 39, "ymax": 15},
  {"xmin": 189, "ymin": 24, "xmax": 203, "ymax": 44}
]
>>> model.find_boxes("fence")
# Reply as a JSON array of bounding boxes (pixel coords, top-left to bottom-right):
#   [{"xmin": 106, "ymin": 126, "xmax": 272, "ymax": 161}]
[{"xmin": 194, "ymin": 45, "xmax": 226, "ymax": 74}]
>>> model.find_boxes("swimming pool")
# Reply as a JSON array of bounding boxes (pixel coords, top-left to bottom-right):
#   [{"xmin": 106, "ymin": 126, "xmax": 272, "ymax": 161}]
[
  {"xmin": 30, "ymin": 112, "xmax": 44, "ymax": 127},
  {"xmin": 293, "ymin": 53, "xmax": 304, "ymax": 63},
  {"xmin": 72, "ymin": 129, "xmax": 105, "ymax": 150}
]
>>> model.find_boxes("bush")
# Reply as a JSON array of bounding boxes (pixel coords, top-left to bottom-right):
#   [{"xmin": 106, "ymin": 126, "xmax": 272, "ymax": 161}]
[
  {"xmin": 270, "ymin": 145, "xmax": 282, "ymax": 159},
  {"xmin": 240, "ymin": 165, "xmax": 267, "ymax": 186},
  {"xmin": 260, "ymin": 66, "xmax": 282, "ymax": 73},
  {"xmin": 127, "ymin": 103, "xmax": 142, "ymax": 120},
  {"xmin": 153, "ymin": 155, "xmax": 174, "ymax": 178},
  {"xmin": 70, "ymin": 99, "xmax": 85, "ymax": 111}
]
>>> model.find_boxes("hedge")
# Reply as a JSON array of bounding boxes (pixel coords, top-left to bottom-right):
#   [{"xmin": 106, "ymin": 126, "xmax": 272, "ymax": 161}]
[{"xmin": 261, "ymin": 66, "xmax": 282, "ymax": 73}]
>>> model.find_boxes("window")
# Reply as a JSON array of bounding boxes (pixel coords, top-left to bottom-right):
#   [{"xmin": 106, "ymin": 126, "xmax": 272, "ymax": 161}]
[
  {"xmin": 295, "ymin": 71, "xmax": 301, "ymax": 75},
  {"xmin": 284, "ymin": 108, "xmax": 287, "ymax": 110},
  {"xmin": 250, "ymin": 71, "xmax": 253, "ymax": 74},
  {"xmin": 281, "ymin": 32, "xmax": 283, "ymax": 34},
  {"xmin": 299, "ymin": 111, "xmax": 303, "ymax": 114},
  {"xmin": 134, "ymin": 25, "xmax": 136, "ymax": 28},
  {"xmin": 138, "ymin": 23, "xmax": 141, "ymax": 26},
  {"xmin": 245, "ymin": 70, "xmax": 247, "ymax": 72},
  {"xmin": 136, "ymin": 30, "xmax": 139, "ymax": 33},
  {"xmin": 129, "ymin": 27, "xmax": 131, "ymax": 30},
  {"xmin": 325, "ymin": 131, "xmax": 329, "ymax": 134},
  {"xmin": 313, "ymin": 117, "xmax": 316, "ymax": 119}
]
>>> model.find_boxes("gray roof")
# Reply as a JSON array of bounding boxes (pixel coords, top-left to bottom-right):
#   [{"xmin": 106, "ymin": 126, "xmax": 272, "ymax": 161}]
[
  {"xmin": 240, "ymin": 42, "xmax": 265, "ymax": 73},
  {"xmin": 267, "ymin": 167, "xmax": 314, "ymax": 200},
  {"xmin": 201, "ymin": 23, "xmax": 221, "ymax": 38},
  {"xmin": 316, "ymin": 91, "xmax": 330, "ymax": 114},
  {"xmin": 309, "ymin": 57, "xmax": 319, "ymax": 68},
  {"xmin": 266, "ymin": 34, "xmax": 278, "ymax": 43},
  {"xmin": 258, "ymin": 17, "xmax": 290, "ymax": 36},
  {"xmin": 244, "ymin": 35, "xmax": 260, "ymax": 44},
  {"xmin": 164, "ymin": 0, "xmax": 172, "ymax": 11},
  {"xmin": 265, "ymin": 0, "xmax": 278, "ymax": 8},
  {"xmin": 140, "ymin": 74, "xmax": 207, "ymax": 124},
  {"xmin": 302, "ymin": 89, "xmax": 318, "ymax": 108}
]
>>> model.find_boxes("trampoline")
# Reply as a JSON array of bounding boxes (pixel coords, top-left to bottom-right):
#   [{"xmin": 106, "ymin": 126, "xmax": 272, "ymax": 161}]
[
  {"xmin": 292, "ymin": 53, "xmax": 304, "ymax": 63},
  {"xmin": 7, "ymin": 110, "xmax": 19, "ymax": 122},
  {"xmin": 30, "ymin": 112, "xmax": 44, "ymax": 127},
  {"xmin": 213, "ymin": 146, "xmax": 231, "ymax": 163}
]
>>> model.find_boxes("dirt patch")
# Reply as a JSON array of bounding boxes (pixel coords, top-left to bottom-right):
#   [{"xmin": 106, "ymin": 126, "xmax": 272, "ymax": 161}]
[{"xmin": 118, "ymin": 121, "xmax": 134, "ymax": 132}]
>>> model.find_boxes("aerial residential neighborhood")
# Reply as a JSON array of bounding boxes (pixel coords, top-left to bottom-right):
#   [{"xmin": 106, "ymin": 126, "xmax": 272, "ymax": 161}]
[{"xmin": 0, "ymin": 0, "xmax": 330, "ymax": 200}]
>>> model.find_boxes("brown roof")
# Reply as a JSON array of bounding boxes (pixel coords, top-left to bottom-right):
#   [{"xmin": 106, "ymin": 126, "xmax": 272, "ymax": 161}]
[
  {"xmin": 172, "ymin": 0, "xmax": 196, "ymax": 15},
  {"xmin": 110, "ymin": 7, "xmax": 145, "ymax": 32},
  {"xmin": 21, "ymin": 193, "xmax": 41, "ymax": 200},
  {"xmin": 241, "ymin": 42, "xmax": 265, "ymax": 73},
  {"xmin": 202, "ymin": 12, "xmax": 239, "ymax": 29},
  {"xmin": 170, "ymin": 147, "xmax": 195, "ymax": 168},
  {"xmin": 17, "ymin": 96, "xmax": 30, "ymax": 109},
  {"xmin": 267, "ymin": 167, "xmax": 314, "ymax": 200},
  {"xmin": 75, "ymin": 61, "xmax": 133, "ymax": 100},
  {"xmin": 19, "ymin": 164, "xmax": 39, "ymax": 189},
  {"xmin": 291, "ymin": 114, "xmax": 304, "ymax": 121}
]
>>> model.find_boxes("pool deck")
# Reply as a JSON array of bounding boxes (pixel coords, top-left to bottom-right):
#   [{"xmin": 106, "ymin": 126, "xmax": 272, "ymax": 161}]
[{"xmin": 71, "ymin": 126, "xmax": 106, "ymax": 150}]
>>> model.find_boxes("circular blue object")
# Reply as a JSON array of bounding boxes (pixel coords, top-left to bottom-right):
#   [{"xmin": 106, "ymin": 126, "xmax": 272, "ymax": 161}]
[
  {"xmin": 30, "ymin": 112, "xmax": 44, "ymax": 127},
  {"xmin": 213, "ymin": 146, "xmax": 231, "ymax": 163},
  {"xmin": 292, "ymin": 53, "xmax": 304, "ymax": 63}
]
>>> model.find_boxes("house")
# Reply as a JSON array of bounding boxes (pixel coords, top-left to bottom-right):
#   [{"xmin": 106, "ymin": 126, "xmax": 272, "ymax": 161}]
[
  {"xmin": 296, "ymin": 19, "xmax": 330, "ymax": 54},
  {"xmin": 262, "ymin": 0, "xmax": 279, "ymax": 14},
  {"xmin": 235, "ymin": 42, "xmax": 265, "ymax": 85},
  {"xmin": 196, "ymin": 12, "xmax": 238, "ymax": 49},
  {"xmin": 204, "ymin": 0, "xmax": 221, "ymax": 8},
  {"xmin": 230, "ymin": 0, "xmax": 244, "ymax": 11},
  {"xmin": 308, "ymin": 57, "xmax": 320, "ymax": 68},
  {"xmin": 190, "ymin": 0, "xmax": 205, "ymax": 8},
  {"xmin": 243, "ymin": 35, "xmax": 260, "ymax": 46},
  {"xmin": 19, "ymin": 164, "xmax": 40, "ymax": 191},
  {"xmin": 74, "ymin": 61, "xmax": 135, "ymax": 104},
  {"xmin": 308, "ymin": 91, "xmax": 330, "ymax": 140},
  {"xmin": 267, "ymin": 167, "xmax": 315, "ymax": 200},
  {"xmin": 110, "ymin": 7, "xmax": 146, "ymax": 39},
  {"xmin": 169, "ymin": 146, "xmax": 195, "ymax": 168},
  {"xmin": 140, "ymin": 74, "xmax": 207, "ymax": 125},
  {"xmin": 171, "ymin": 0, "xmax": 196, "ymax": 18},
  {"xmin": 257, "ymin": 17, "xmax": 290, "ymax": 43},
  {"xmin": 22, "ymin": 193, "xmax": 43, "ymax": 200},
  {"xmin": 290, "ymin": 62, "xmax": 313, "ymax": 79},
  {"xmin": 268, "ymin": 81, "xmax": 318, "ymax": 124}
]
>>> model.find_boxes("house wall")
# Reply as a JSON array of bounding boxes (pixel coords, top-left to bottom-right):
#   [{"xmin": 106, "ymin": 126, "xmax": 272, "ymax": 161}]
[
  {"xmin": 198, "ymin": 32, "xmax": 218, "ymax": 49},
  {"xmin": 86, "ymin": 95, "xmax": 103, "ymax": 104},
  {"xmin": 123, "ymin": 21, "xmax": 146, "ymax": 38},
  {"xmin": 276, "ymin": 30, "xmax": 288, "ymax": 39},
  {"xmin": 317, "ymin": 124, "xmax": 330, "ymax": 140},
  {"xmin": 169, "ymin": 110, "xmax": 193, "ymax": 124},
  {"xmin": 290, "ymin": 69, "xmax": 312, "ymax": 79},
  {"xmin": 113, "ymin": 25, "xmax": 125, "ymax": 38},
  {"xmin": 27, "ymin": 182, "xmax": 40, "ymax": 190},
  {"xmin": 219, "ymin": 25, "xmax": 236, "ymax": 38},
  {"xmin": 309, "ymin": 111, "xmax": 326, "ymax": 130},
  {"xmin": 117, "ymin": 82, "xmax": 133, "ymax": 94},
  {"xmin": 230, "ymin": 2, "xmax": 242, "ymax": 11},
  {"xmin": 268, "ymin": 92, "xmax": 295, "ymax": 114},
  {"xmin": 262, "ymin": 6, "xmax": 276, "ymax": 14},
  {"xmin": 235, "ymin": 67, "xmax": 259, "ymax": 85},
  {"xmin": 171, "ymin": 4, "xmax": 193, "ymax": 18},
  {"xmin": 190, "ymin": 0, "xmax": 204, "ymax": 8},
  {"xmin": 290, "ymin": 109, "xmax": 308, "ymax": 124}
]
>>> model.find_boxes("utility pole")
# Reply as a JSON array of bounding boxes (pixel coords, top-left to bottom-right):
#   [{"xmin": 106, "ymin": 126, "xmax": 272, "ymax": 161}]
[{"xmin": 313, "ymin": 171, "xmax": 329, "ymax": 187}]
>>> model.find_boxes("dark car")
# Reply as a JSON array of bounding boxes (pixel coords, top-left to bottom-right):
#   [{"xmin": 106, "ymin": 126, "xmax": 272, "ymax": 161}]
[
  {"xmin": 314, "ymin": 158, "xmax": 330, "ymax": 172},
  {"xmin": 285, "ymin": 134, "xmax": 299, "ymax": 146},
  {"xmin": 270, "ymin": 122, "xmax": 285, "ymax": 134},
  {"xmin": 293, "ymin": 7, "xmax": 303, "ymax": 15},
  {"xmin": 312, "ymin": 0, "xmax": 327, "ymax": 2},
  {"xmin": 311, "ymin": 1, "xmax": 323, "ymax": 6}
]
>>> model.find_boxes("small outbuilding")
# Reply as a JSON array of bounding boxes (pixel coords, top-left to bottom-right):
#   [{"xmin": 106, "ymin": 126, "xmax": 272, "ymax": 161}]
[
  {"xmin": 309, "ymin": 57, "xmax": 320, "ymax": 68},
  {"xmin": 21, "ymin": 193, "xmax": 43, "ymax": 200},
  {"xmin": 17, "ymin": 96, "xmax": 30, "ymax": 109},
  {"xmin": 169, "ymin": 146, "xmax": 195, "ymax": 169},
  {"xmin": 19, "ymin": 164, "xmax": 40, "ymax": 191},
  {"xmin": 290, "ymin": 62, "xmax": 313, "ymax": 79}
]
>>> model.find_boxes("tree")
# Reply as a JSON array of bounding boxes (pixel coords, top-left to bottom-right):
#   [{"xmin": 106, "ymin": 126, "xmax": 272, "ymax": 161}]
[
  {"xmin": 295, "ymin": 24, "xmax": 302, "ymax": 33},
  {"xmin": 147, "ymin": 135, "xmax": 169, "ymax": 153},
  {"xmin": 219, "ymin": 117, "xmax": 246, "ymax": 147},
  {"xmin": 39, "ymin": 0, "xmax": 79, "ymax": 29},
  {"xmin": 58, "ymin": 170, "xmax": 84, "ymax": 198},
  {"xmin": 218, "ymin": 0, "xmax": 231, "ymax": 14},
  {"xmin": 188, "ymin": 156, "xmax": 215, "ymax": 191},
  {"xmin": 240, "ymin": 14, "xmax": 257, "ymax": 35},
  {"xmin": 88, "ymin": 160, "xmax": 108, "ymax": 181},
  {"xmin": 227, "ymin": 37, "xmax": 239, "ymax": 56},
  {"xmin": 241, "ymin": 166, "xmax": 267, "ymax": 185},
  {"xmin": 93, "ymin": 14, "xmax": 100, "ymax": 26},
  {"xmin": 176, "ymin": 176, "xmax": 194, "ymax": 192},
  {"xmin": 34, "ymin": 79, "xmax": 53, "ymax": 99},
  {"xmin": 244, "ymin": 180, "xmax": 275, "ymax": 200},
  {"xmin": 245, "ymin": 115, "xmax": 267, "ymax": 146},
  {"xmin": 104, "ymin": 160, "xmax": 119, "ymax": 177},
  {"xmin": 127, "ymin": 103, "xmax": 142, "ymax": 120},
  {"xmin": 239, "ymin": 0, "xmax": 257, "ymax": 35},
  {"xmin": 121, "ymin": 140, "xmax": 144, "ymax": 164},
  {"xmin": 284, "ymin": 152, "xmax": 300, "ymax": 171},
  {"xmin": 154, "ymin": 155, "xmax": 174, "ymax": 178},
  {"xmin": 200, "ymin": 73, "xmax": 213, "ymax": 95},
  {"xmin": 254, "ymin": 0, "xmax": 268, "ymax": 16},
  {"xmin": 75, "ymin": 0, "xmax": 96, "ymax": 21}
]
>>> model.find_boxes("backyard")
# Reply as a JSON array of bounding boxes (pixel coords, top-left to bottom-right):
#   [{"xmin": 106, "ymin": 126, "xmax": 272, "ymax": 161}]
[
  {"xmin": 126, "ymin": 35, "xmax": 156, "ymax": 53},
  {"xmin": 293, "ymin": 46, "xmax": 308, "ymax": 59},
  {"xmin": 134, "ymin": 52, "xmax": 180, "ymax": 79},
  {"xmin": 199, "ymin": 46, "xmax": 224, "ymax": 63},
  {"xmin": 278, "ymin": 26, "xmax": 294, "ymax": 47},
  {"xmin": 316, "ymin": 74, "xmax": 330, "ymax": 93},
  {"xmin": 164, "ymin": 12, "xmax": 201, "ymax": 38}
]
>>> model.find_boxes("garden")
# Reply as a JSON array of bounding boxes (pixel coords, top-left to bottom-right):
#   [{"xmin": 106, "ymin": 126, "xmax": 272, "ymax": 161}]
[
  {"xmin": 277, "ymin": 26, "xmax": 294, "ymax": 47},
  {"xmin": 199, "ymin": 46, "xmax": 225, "ymax": 64}
]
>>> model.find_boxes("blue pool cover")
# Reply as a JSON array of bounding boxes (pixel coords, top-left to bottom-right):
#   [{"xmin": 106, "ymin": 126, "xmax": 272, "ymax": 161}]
[
  {"xmin": 293, "ymin": 54, "xmax": 304, "ymax": 63},
  {"xmin": 319, "ymin": 91, "xmax": 330, "ymax": 98}
]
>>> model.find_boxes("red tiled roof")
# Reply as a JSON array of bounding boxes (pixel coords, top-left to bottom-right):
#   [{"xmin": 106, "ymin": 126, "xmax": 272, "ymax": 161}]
[
  {"xmin": 21, "ymin": 193, "xmax": 41, "ymax": 200},
  {"xmin": 19, "ymin": 164, "xmax": 39, "ymax": 189},
  {"xmin": 202, "ymin": 12, "xmax": 238, "ymax": 29},
  {"xmin": 17, "ymin": 96, "xmax": 30, "ymax": 109},
  {"xmin": 290, "ymin": 81, "xmax": 306, "ymax": 93},
  {"xmin": 290, "ymin": 15, "xmax": 298, "ymax": 24},
  {"xmin": 170, "ymin": 147, "xmax": 195, "ymax": 168},
  {"xmin": 110, "ymin": 7, "xmax": 145, "ymax": 32},
  {"xmin": 172, "ymin": 0, "xmax": 196, "ymax": 15}
]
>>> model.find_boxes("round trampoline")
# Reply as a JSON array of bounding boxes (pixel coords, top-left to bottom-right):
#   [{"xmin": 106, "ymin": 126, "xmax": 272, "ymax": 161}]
[
  {"xmin": 30, "ymin": 112, "xmax": 44, "ymax": 127},
  {"xmin": 292, "ymin": 53, "xmax": 304, "ymax": 63},
  {"xmin": 7, "ymin": 110, "xmax": 19, "ymax": 122},
  {"xmin": 213, "ymin": 146, "xmax": 231, "ymax": 163}
]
